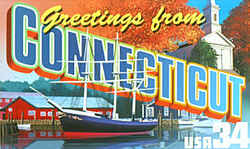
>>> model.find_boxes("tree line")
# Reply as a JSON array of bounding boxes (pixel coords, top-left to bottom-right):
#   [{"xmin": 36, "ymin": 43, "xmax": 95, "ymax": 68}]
[{"xmin": 0, "ymin": 77, "xmax": 143, "ymax": 118}]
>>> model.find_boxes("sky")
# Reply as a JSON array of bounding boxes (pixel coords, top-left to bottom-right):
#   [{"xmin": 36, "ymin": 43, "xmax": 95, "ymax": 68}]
[
  {"xmin": 0, "ymin": 0, "xmax": 243, "ymax": 83},
  {"xmin": 187, "ymin": 0, "xmax": 243, "ymax": 24}
]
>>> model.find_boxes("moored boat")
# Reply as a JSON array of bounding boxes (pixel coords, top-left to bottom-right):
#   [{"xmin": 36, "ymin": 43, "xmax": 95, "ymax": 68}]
[
  {"xmin": 59, "ymin": 109, "xmax": 157, "ymax": 133},
  {"xmin": 30, "ymin": 32, "xmax": 157, "ymax": 136}
]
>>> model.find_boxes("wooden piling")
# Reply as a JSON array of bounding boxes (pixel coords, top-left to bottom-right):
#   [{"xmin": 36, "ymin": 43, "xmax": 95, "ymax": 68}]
[
  {"xmin": 158, "ymin": 110, "xmax": 162, "ymax": 128},
  {"xmin": 157, "ymin": 110, "xmax": 162, "ymax": 138},
  {"xmin": 0, "ymin": 123, "xmax": 2, "ymax": 137},
  {"xmin": 52, "ymin": 111, "xmax": 55, "ymax": 126},
  {"xmin": 8, "ymin": 113, "xmax": 10, "ymax": 122},
  {"xmin": 21, "ymin": 112, "xmax": 24, "ymax": 124},
  {"xmin": 170, "ymin": 113, "xmax": 173, "ymax": 127}
]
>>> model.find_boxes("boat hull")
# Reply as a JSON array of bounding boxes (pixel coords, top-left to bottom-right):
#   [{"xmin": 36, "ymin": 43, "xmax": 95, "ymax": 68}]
[{"xmin": 60, "ymin": 114, "xmax": 157, "ymax": 133}]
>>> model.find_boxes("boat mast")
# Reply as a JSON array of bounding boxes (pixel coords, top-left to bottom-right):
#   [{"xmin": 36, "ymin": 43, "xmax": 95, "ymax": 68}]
[
  {"xmin": 83, "ymin": 29, "xmax": 89, "ymax": 111},
  {"xmin": 112, "ymin": 32, "xmax": 119, "ymax": 119},
  {"xmin": 132, "ymin": 70, "xmax": 137, "ymax": 121}
]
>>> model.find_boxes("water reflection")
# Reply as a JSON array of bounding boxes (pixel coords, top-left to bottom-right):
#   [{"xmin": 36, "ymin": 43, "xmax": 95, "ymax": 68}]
[
  {"xmin": 63, "ymin": 135, "xmax": 158, "ymax": 149},
  {"xmin": 0, "ymin": 127, "xmax": 199, "ymax": 149}
]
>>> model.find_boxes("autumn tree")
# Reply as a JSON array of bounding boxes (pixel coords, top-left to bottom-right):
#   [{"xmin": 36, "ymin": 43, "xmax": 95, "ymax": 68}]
[
  {"xmin": 222, "ymin": 0, "xmax": 250, "ymax": 78},
  {"xmin": 60, "ymin": 0, "xmax": 205, "ymax": 52}
]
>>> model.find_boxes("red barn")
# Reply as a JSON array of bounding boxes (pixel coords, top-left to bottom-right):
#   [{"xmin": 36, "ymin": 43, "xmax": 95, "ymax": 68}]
[
  {"xmin": 0, "ymin": 92, "xmax": 39, "ymax": 120},
  {"xmin": 2, "ymin": 95, "xmax": 113, "ymax": 120}
]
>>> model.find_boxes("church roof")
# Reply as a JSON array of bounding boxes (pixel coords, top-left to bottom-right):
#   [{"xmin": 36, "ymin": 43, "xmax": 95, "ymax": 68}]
[{"xmin": 202, "ymin": 32, "xmax": 235, "ymax": 48}]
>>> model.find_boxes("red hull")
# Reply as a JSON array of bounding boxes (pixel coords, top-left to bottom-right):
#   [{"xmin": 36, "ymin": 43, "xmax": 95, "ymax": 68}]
[{"xmin": 63, "ymin": 131, "xmax": 151, "ymax": 139}]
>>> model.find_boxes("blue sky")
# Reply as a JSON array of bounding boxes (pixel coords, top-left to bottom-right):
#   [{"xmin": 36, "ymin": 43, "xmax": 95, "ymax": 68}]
[
  {"xmin": 0, "ymin": 0, "xmax": 243, "ymax": 83},
  {"xmin": 187, "ymin": 0, "xmax": 243, "ymax": 24}
]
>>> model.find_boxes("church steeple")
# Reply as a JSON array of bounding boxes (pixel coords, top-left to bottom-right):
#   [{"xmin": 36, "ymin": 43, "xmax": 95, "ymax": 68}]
[
  {"xmin": 203, "ymin": 0, "xmax": 221, "ymax": 34},
  {"xmin": 208, "ymin": 0, "xmax": 216, "ymax": 5}
]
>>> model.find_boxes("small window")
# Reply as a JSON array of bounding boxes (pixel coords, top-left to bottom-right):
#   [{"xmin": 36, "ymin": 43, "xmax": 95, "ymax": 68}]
[
  {"xmin": 178, "ymin": 110, "xmax": 181, "ymax": 117},
  {"xmin": 56, "ymin": 131, "xmax": 61, "ymax": 136},
  {"xmin": 40, "ymin": 132, "xmax": 46, "ymax": 136},
  {"xmin": 181, "ymin": 110, "xmax": 188, "ymax": 117},
  {"xmin": 48, "ymin": 132, "xmax": 52, "ymax": 136},
  {"xmin": 40, "ymin": 112, "xmax": 46, "ymax": 116},
  {"xmin": 0, "ymin": 99, "xmax": 2, "ymax": 102},
  {"xmin": 214, "ymin": 14, "xmax": 217, "ymax": 22},
  {"xmin": 106, "ymin": 111, "xmax": 111, "ymax": 117},
  {"xmin": 164, "ymin": 107, "xmax": 169, "ymax": 117},
  {"xmin": 8, "ymin": 108, "xmax": 13, "ymax": 112},
  {"xmin": 5, "ymin": 99, "xmax": 9, "ymax": 102},
  {"xmin": 48, "ymin": 112, "xmax": 52, "ymax": 116},
  {"xmin": 28, "ymin": 110, "xmax": 35, "ymax": 116},
  {"xmin": 28, "ymin": 132, "xmax": 35, "ymax": 137},
  {"xmin": 146, "ymin": 107, "xmax": 154, "ymax": 118}
]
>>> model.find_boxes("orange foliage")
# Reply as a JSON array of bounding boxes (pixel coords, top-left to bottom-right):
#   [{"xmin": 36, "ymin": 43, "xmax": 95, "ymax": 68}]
[
  {"xmin": 222, "ymin": 0, "xmax": 250, "ymax": 64},
  {"xmin": 67, "ymin": 0, "xmax": 204, "ymax": 52},
  {"xmin": 1, "ymin": 0, "xmax": 204, "ymax": 52}
]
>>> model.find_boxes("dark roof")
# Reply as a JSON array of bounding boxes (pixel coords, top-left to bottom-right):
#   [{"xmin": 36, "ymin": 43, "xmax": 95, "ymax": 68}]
[
  {"xmin": 2, "ymin": 96, "xmax": 113, "ymax": 110},
  {"xmin": 167, "ymin": 44, "xmax": 195, "ymax": 60}
]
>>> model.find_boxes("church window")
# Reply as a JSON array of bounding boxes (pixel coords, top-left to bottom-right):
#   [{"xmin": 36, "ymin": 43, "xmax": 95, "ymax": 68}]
[{"xmin": 214, "ymin": 14, "xmax": 217, "ymax": 22}]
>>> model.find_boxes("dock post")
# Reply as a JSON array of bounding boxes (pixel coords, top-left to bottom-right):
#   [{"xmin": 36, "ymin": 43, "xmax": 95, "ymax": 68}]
[
  {"xmin": 0, "ymin": 123, "xmax": 1, "ymax": 137},
  {"xmin": 52, "ymin": 111, "xmax": 55, "ymax": 126},
  {"xmin": 21, "ymin": 112, "xmax": 24, "ymax": 124},
  {"xmin": 170, "ymin": 113, "xmax": 173, "ymax": 128},
  {"xmin": 8, "ymin": 113, "xmax": 10, "ymax": 122},
  {"xmin": 11, "ymin": 113, "xmax": 13, "ymax": 122},
  {"xmin": 1, "ymin": 123, "xmax": 5, "ymax": 137},
  {"xmin": 158, "ymin": 110, "xmax": 162, "ymax": 128},
  {"xmin": 158, "ymin": 110, "xmax": 162, "ymax": 138},
  {"xmin": 4, "ymin": 122, "xmax": 8, "ymax": 136}
]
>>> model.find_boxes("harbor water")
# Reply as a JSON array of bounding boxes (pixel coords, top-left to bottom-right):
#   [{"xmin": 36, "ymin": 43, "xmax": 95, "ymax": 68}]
[{"xmin": 0, "ymin": 126, "xmax": 249, "ymax": 149}]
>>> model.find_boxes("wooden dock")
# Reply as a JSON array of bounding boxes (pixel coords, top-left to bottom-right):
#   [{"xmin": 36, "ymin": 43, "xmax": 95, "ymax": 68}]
[
  {"xmin": 0, "ymin": 121, "xmax": 18, "ymax": 138},
  {"xmin": 0, "ymin": 119, "xmax": 61, "ymax": 138},
  {"xmin": 0, "ymin": 120, "xmax": 61, "ymax": 126}
]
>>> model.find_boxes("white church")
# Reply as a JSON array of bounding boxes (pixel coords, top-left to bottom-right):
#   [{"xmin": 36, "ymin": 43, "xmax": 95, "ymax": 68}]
[
  {"xmin": 170, "ymin": 0, "xmax": 236, "ymax": 73},
  {"xmin": 142, "ymin": 0, "xmax": 237, "ymax": 120}
]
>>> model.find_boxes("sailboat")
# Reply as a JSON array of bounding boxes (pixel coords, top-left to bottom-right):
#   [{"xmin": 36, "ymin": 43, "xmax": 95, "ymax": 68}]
[{"xmin": 30, "ymin": 32, "xmax": 157, "ymax": 136}]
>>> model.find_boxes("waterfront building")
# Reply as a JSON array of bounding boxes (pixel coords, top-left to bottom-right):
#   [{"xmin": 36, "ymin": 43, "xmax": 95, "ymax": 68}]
[
  {"xmin": 1, "ymin": 95, "xmax": 113, "ymax": 120},
  {"xmin": 0, "ymin": 91, "xmax": 39, "ymax": 120}
]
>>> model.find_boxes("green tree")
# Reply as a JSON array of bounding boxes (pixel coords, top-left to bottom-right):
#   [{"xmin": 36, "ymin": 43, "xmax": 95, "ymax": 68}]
[
  {"xmin": 188, "ymin": 40, "xmax": 217, "ymax": 68},
  {"xmin": 0, "ymin": 81, "xmax": 7, "ymax": 91},
  {"xmin": 1, "ymin": 80, "xmax": 30, "ymax": 92},
  {"xmin": 31, "ymin": 77, "xmax": 51, "ymax": 95}
]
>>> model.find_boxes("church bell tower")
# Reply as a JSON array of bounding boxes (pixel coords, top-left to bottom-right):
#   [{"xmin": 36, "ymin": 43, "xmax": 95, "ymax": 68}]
[{"xmin": 203, "ymin": 0, "xmax": 222, "ymax": 34}]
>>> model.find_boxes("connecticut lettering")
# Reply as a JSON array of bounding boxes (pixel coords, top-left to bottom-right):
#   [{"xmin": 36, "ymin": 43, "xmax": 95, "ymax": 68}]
[{"xmin": 7, "ymin": 3, "xmax": 246, "ymax": 123}]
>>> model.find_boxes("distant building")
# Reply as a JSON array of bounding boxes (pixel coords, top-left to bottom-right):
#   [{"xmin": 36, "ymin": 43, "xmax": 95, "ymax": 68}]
[
  {"xmin": 142, "ymin": 103, "xmax": 196, "ymax": 120},
  {"xmin": 1, "ymin": 95, "xmax": 113, "ymax": 120}
]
